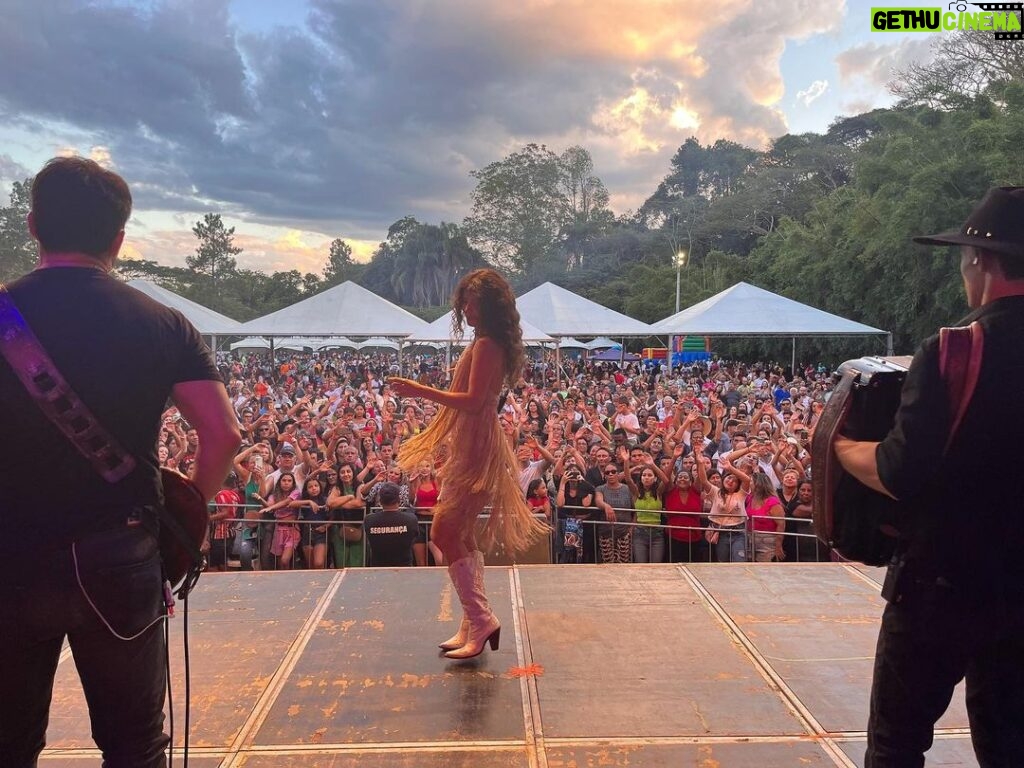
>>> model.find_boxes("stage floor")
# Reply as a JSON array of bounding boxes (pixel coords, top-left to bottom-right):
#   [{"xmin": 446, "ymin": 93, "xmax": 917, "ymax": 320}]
[{"xmin": 40, "ymin": 563, "xmax": 975, "ymax": 767}]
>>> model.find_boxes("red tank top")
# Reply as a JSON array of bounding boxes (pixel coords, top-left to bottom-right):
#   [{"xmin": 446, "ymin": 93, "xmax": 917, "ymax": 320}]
[{"xmin": 415, "ymin": 481, "xmax": 440, "ymax": 509}]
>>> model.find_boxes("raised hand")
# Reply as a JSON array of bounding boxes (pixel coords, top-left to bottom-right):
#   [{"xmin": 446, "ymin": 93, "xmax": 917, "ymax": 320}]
[{"xmin": 387, "ymin": 377, "xmax": 419, "ymax": 398}]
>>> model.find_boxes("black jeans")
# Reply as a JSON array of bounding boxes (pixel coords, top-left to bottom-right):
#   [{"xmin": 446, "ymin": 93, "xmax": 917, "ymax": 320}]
[
  {"xmin": 0, "ymin": 525, "xmax": 169, "ymax": 768},
  {"xmin": 866, "ymin": 583, "xmax": 1024, "ymax": 767},
  {"xmin": 666, "ymin": 536, "xmax": 710, "ymax": 563}
]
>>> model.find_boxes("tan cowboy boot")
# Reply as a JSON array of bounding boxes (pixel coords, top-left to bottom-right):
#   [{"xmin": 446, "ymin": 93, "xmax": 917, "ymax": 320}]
[
  {"xmin": 438, "ymin": 551, "xmax": 484, "ymax": 650},
  {"xmin": 443, "ymin": 553, "xmax": 500, "ymax": 660}
]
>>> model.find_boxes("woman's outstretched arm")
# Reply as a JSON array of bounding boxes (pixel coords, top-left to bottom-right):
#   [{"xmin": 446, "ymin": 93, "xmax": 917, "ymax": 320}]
[{"xmin": 388, "ymin": 337, "xmax": 502, "ymax": 414}]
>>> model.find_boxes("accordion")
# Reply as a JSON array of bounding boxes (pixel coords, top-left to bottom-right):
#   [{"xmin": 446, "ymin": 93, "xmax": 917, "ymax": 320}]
[{"xmin": 811, "ymin": 356, "xmax": 912, "ymax": 566}]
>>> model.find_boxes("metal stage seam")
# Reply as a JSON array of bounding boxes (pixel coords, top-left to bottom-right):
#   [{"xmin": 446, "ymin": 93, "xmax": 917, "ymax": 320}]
[
  {"xmin": 676, "ymin": 566, "xmax": 858, "ymax": 768},
  {"xmin": 509, "ymin": 566, "xmax": 548, "ymax": 768},
  {"xmin": 844, "ymin": 564, "xmax": 884, "ymax": 591},
  {"xmin": 219, "ymin": 570, "xmax": 348, "ymax": 768},
  {"xmin": 828, "ymin": 729, "xmax": 972, "ymax": 742},
  {"xmin": 543, "ymin": 735, "xmax": 855, "ymax": 746},
  {"xmin": 240, "ymin": 739, "xmax": 526, "ymax": 753}
]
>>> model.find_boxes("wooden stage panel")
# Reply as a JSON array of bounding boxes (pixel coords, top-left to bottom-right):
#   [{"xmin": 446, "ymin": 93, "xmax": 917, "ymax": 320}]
[
  {"xmin": 545, "ymin": 741, "xmax": 840, "ymax": 766},
  {"xmin": 255, "ymin": 568, "xmax": 528, "ymax": 746},
  {"xmin": 687, "ymin": 563, "xmax": 969, "ymax": 733},
  {"xmin": 36, "ymin": 564, "xmax": 985, "ymax": 767},
  {"xmin": 839, "ymin": 736, "xmax": 979, "ymax": 766},
  {"xmin": 236, "ymin": 749, "xmax": 529, "ymax": 767},
  {"xmin": 43, "ymin": 571, "xmax": 335, "ymax": 751},
  {"xmin": 518, "ymin": 565, "xmax": 808, "ymax": 739}
]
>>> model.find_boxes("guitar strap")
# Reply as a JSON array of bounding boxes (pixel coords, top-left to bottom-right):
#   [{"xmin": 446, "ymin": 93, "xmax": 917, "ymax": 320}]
[{"xmin": 0, "ymin": 283, "xmax": 202, "ymax": 566}]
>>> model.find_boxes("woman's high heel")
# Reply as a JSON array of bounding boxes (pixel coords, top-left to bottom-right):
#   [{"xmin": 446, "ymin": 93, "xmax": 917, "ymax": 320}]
[{"xmin": 444, "ymin": 618, "xmax": 500, "ymax": 660}]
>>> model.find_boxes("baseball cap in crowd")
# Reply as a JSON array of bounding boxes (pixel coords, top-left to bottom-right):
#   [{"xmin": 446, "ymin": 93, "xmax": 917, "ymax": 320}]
[
  {"xmin": 279, "ymin": 444, "xmax": 297, "ymax": 455},
  {"xmin": 913, "ymin": 187, "xmax": 1024, "ymax": 257},
  {"xmin": 378, "ymin": 482, "xmax": 401, "ymax": 505}
]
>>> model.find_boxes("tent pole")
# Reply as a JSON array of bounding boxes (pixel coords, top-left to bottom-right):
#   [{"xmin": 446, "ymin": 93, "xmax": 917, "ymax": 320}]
[
  {"xmin": 886, "ymin": 332, "xmax": 894, "ymax": 356},
  {"xmin": 555, "ymin": 339, "xmax": 562, "ymax": 390},
  {"xmin": 791, "ymin": 337, "xmax": 796, "ymax": 379},
  {"xmin": 269, "ymin": 337, "xmax": 275, "ymax": 371},
  {"xmin": 397, "ymin": 340, "xmax": 404, "ymax": 377},
  {"xmin": 211, "ymin": 334, "xmax": 218, "ymax": 353}
]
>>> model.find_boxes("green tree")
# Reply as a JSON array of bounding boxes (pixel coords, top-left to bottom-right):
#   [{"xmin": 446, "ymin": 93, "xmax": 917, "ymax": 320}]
[
  {"xmin": 557, "ymin": 146, "xmax": 613, "ymax": 269},
  {"xmin": 389, "ymin": 220, "xmax": 486, "ymax": 306},
  {"xmin": 186, "ymin": 213, "xmax": 241, "ymax": 305},
  {"xmin": 890, "ymin": 30, "xmax": 1024, "ymax": 109},
  {"xmin": 638, "ymin": 138, "xmax": 761, "ymax": 265},
  {"xmin": 464, "ymin": 143, "xmax": 568, "ymax": 273},
  {"xmin": 323, "ymin": 238, "xmax": 356, "ymax": 286},
  {"xmin": 114, "ymin": 258, "xmax": 192, "ymax": 285},
  {"xmin": 302, "ymin": 272, "xmax": 323, "ymax": 295},
  {"xmin": 746, "ymin": 92, "xmax": 1024, "ymax": 354},
  {"xmin": 0, "ymin": 179, "xmax": 36, "ymax": 282}
]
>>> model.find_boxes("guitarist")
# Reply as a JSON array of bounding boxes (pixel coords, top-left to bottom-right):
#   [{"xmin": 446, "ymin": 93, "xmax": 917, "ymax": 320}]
[
  {"xmin": 835, "ymin": 187, "xmax": 1024, "ymax": 767},
  {"xmin": 0, "ymin": 157, "xmax": 241, "ymax": 768}
]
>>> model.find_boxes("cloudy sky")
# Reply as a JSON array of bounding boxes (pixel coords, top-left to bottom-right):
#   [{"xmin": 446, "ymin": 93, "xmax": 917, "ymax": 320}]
[{"xmin": 0, "ymin": 0, "xmax": 933, "ymax": 274}]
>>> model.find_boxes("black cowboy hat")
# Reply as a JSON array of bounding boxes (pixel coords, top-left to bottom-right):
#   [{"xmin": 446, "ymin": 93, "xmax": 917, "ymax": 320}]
[{"xmin": 913, "ymin": 187, "xmax": 1024, "ymax": 258}]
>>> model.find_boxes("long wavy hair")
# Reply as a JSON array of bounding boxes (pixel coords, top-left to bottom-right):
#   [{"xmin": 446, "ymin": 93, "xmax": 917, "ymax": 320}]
[{"xmin": 450, "ymin": 268, "xmax": 524, "ymax": 388}]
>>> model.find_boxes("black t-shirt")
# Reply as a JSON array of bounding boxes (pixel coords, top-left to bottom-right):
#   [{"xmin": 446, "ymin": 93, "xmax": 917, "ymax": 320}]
[
  {"xmin": 0, "ymin": 269, "xmax": 220, "ymax": 542},
  {"xmin": 363, "ymin": 507, "xmax": 420, "ymax": 566},
  {"xmin": 584, "ymin": 466, "xmax": 604, "ymax": 488},
  {"xmin": 559, "ymin": 479, "xmax": 595, "ymax": 520}
]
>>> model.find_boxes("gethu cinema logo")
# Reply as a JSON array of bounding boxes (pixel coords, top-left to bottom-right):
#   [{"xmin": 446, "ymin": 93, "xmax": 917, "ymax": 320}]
[{"xmin": 871, "ymin": 4, "xmax": 1022, "ymax": 32}]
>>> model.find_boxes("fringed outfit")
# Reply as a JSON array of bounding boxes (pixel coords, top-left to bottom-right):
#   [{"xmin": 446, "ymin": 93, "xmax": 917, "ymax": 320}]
[{"xmin": 397, "ymin": 341, "xmax": 549, "ymax": 555}]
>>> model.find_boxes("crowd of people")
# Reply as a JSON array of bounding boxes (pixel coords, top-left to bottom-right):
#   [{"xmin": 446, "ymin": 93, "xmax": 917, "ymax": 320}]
[{"xmin": 160, "ymin": 348, "xmax": 832, "ymax": 570}]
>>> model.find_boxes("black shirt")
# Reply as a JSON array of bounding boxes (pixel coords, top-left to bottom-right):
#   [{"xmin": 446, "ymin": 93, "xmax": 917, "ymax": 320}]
[
  {"xmin": 875, "ymin": 295, "xmax": 1024, "ymax": 604},
  {"xmin": 0, "ymin": 269, "xmax": 220, "ymax": 543},
  {"xmin": 363, "ymin": 507, "xmax": 420, "ymax": 566},
  {"xmin": 559, "ymin": 479, "xmax": 595, "ymax": 520}
]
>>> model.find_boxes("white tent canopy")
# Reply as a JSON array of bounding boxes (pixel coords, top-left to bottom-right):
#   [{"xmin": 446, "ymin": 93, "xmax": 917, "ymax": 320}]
[
  {"xmin": 516, "ymin": 282, "xmax": 654, "ymax": 337},
  {"xmin": 231, "ymin": 336, "xmax": 360, "ymax": 352},
  {"xmin": 277, "ymin": 337, "xmax": 319, "ymax": 351},
  {"xmin": 127, "ymin": 280, "xmax": 243, "ymax": 335},
  {"xmin": 230, "ymin": 336, "xmax": 270, "ymax": 351},
  {"xmin": 586, "ymin": 337, "xmax": 621, "ymax": 350},
  {"xmin": 551, "ymin": 336, "xmax": 590, "ymax": 350},
  {"xmin": 358, "ymin": 337, "xmax": 400, "ymax": 351},
  {"xmin": 239, "ymin": 281, "xmax": 429, "ymax": 337},
  {"xmin": 316, "ymin": 336, "xmax": 359, "ymax": 349},
  {"xmin": 405, "ymin": 310, "xmax": 554, "ymax": 344},
  {"xmin": 650, "ymin": 282, "xmax": 887, "ymax": 337}
]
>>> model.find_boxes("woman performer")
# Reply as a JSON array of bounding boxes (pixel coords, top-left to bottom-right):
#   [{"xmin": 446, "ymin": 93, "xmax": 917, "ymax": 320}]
[{"xmin": 388, "ymin": 268, "xmax": 549, "ymax": 660}]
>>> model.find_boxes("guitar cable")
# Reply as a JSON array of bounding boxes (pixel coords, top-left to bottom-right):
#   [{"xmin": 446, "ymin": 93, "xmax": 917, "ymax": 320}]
[{"xmin": 71, "ymin": 543, "xmax": 202, "ymax": 768}]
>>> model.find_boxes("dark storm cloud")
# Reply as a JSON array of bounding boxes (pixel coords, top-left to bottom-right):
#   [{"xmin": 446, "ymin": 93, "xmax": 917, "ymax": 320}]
[
  {"xmin": 0, "ymin": 0, "xmax": 645, "ymax": 233},
  {"xmin": 0, "ymin": 0, "xmax": 858, "ymax": 237}
]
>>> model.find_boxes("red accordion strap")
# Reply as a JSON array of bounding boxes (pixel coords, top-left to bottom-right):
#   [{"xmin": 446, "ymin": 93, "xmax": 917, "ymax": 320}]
[{"xmin": 938, "ymin": 321, "xmax": 984, "ymax": 454}]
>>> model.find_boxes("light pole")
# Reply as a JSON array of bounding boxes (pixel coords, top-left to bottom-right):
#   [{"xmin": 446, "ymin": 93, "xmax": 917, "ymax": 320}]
[{"xmin": 671, "ymin": 250, "xmax": 687, "ymax": 371}]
